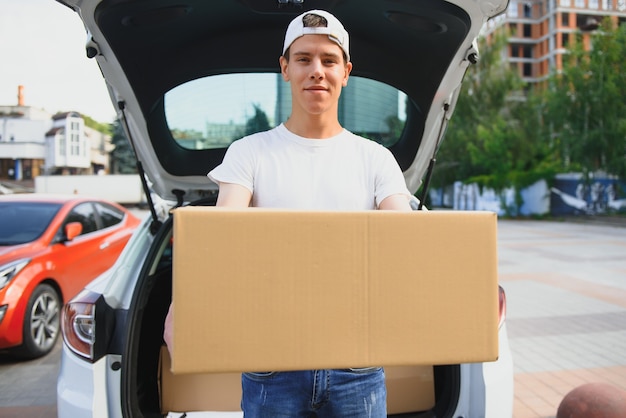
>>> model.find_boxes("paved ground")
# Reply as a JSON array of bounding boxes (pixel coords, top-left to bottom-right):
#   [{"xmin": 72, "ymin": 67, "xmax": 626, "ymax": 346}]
[
  {"xmin": 0, "ymin": 218, "xmax": 625, "ymax": 417},
  {"xmin": 0, "ymin": 339, "xmax": 60, "ymax": 418},
  {"xmin": 499, "ymin": 219, "xmax": 626, "ymax": 417}
]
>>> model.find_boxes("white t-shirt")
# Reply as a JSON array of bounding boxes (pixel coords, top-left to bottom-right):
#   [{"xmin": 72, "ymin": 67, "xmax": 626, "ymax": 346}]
[{"xmin": 208, "ymin": 124, "xmax": 411, "ymax": 210}]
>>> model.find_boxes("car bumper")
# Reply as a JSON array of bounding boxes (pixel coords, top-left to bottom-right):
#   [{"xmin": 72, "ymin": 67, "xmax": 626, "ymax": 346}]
[
  {"xmin": 0, "ymin": 301, "xmax": 24, "ymax": 349},
  {"xmin": 57, "ymin": 343, "xmax": 123, "ymax": 418},
  {"xmin": 484, "ymin": 323, "xmax": 514, "ymax": 417}
]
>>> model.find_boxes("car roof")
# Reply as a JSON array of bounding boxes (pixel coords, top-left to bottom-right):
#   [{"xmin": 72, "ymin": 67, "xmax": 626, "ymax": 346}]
[
  {"xmin": 58, "ymin": 0, "xmax": 508, "ymax": 202},
  {"xmin": 0, "ymin": 193, "xmax": 124, "ymax": 207},
  {"xmin": 0, "ymin": 193, "xmax": 89, "ymax": 204}
]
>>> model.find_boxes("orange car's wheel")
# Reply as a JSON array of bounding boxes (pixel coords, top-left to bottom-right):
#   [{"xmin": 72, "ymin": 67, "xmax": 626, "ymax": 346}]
[{"xmin": 17, "ymin": 284, "xmax": 61, "ymax": 359}]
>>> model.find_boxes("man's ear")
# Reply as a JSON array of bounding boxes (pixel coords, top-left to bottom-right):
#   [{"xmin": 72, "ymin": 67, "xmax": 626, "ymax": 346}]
[
  {"xmin": 343, "ymin": 61, "xmax": 353, "ymax": 87},
  {"xmin": 279, "ymin": 56, "xmax": 290, "ymax": 81}
]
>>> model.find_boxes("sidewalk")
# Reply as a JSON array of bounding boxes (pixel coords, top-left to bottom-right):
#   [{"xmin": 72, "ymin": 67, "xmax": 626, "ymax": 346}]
[{"xmin": 498, "ymin": 219, "xmax": 626, "ymax": 417}]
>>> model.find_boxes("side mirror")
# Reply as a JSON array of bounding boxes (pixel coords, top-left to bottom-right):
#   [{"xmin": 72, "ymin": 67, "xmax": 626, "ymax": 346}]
[{"xmin": 65, "ymin": 222, "xmax": 83, "ymax": 241}]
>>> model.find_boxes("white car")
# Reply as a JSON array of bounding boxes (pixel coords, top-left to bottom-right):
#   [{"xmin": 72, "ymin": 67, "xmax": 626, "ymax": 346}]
[{"xmin": 56, "ymin": 0, "xmax": 513, "ymax": 417}]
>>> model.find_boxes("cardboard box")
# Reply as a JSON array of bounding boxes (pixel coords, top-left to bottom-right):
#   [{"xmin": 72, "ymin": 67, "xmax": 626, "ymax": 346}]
[
  {"xmin": 159, "ymin": 346, "xmax": 241, "ymax": 413},
  {"xmin": 158, "ymin": 346, "xmax": 435, "ymax": 414},
  {"xmin": 171, "ymin": 208, "xmax": 498, "ymax": 374}
]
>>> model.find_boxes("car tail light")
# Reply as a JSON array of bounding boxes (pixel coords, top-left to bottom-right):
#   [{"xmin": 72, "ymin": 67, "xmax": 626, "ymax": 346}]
[
  {"xmin": 61, "ymin": 290, "xmax": 100, "ymax": 360},
  {"xmin": 498, "ymin": 285, "xmax": 507, "ymax": 329}
]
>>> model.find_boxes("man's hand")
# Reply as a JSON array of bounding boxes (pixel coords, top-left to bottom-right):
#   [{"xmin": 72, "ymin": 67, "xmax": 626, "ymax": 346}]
[{"xmin": 163, "ymin": 303, "xmax": 174, "ymax": 354}]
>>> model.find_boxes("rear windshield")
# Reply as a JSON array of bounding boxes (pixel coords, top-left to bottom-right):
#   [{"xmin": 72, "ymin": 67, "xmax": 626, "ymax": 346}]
[
  {"xmin": 165, "ymin": 73, "xmax": 407, "ymax": 150},
  {"xmin": 0, "ymin": 202, "xmax": 62, "ymax": 245}
]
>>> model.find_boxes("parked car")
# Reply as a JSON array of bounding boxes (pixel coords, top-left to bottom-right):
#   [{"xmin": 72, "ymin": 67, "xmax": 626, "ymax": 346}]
[
  {"xmin": 56, "ymin": 0, "xmax": 513, "ymax": 417},
  {"xmin": 0, "ymin": 194, "xmax": 140, "ymax": 358}
]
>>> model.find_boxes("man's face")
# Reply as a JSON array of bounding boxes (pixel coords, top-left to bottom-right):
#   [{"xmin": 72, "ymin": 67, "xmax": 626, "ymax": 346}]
[{"xmin": 280, "ymin": 34, "xmax": 352, "ymax": 117}]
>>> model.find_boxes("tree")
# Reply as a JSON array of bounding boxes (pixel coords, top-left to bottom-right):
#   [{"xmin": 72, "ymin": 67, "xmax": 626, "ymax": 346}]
[
  {"xmin": 82, "ymin": 114, "xmax": 112, "ymax": 135},
  {"xmin": 434, "ymin": 31, "xmax": 557, "ymax": 195},
  {"xmin": 544, "ymin": 19, "xmax": 626, "ymax": 179},
  {"xmin": 109, "ymin": 119, "xmax": 137, "ymax": 174},
  {"xmin": 245, "ymin": 104, "xmax": 271, "ymax": 136}
]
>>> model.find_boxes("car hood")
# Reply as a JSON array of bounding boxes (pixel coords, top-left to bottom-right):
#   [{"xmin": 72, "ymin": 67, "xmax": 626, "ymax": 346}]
[
  {"xmin": 0, "ymin": 242, "xmax": 45, "ymax": 264},
  {"xmin": 57, "ymin": 0, "xmax": 508, "ymax": 204}
]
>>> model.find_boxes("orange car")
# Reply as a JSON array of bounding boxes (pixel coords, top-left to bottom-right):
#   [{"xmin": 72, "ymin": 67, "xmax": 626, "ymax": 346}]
[{"xmin": 0, "ymin": 193, "xmax": 140, "ymax": 358}]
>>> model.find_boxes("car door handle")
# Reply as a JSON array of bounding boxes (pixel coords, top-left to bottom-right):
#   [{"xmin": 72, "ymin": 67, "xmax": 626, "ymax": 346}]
[{"xmin": 100, "ymin": 242, "xmax": 110, "ymax": 250}]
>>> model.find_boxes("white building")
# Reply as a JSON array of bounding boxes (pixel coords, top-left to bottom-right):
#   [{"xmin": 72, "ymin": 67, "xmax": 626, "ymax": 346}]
[
  {"xmin": 0, "ymin": 86, "xmax": 112, "ymax": 181},
  {"xmin": 0, "ymin": 103, "xmax": 51, "ymax": 181},
  {"xmin": 45, "ymin": 112, "xmax": 91, "ymax": 174}
]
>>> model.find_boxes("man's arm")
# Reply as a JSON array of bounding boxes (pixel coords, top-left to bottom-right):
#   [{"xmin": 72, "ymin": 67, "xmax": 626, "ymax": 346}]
[
  {"xmin": 379, "ymin": 194, "xmax": 412, "ymax": 211},
  {"xmin": 215, "ymin": 182, "xmax": 253, "ymax": 207},
  {"xmin": 164, "ymin": 181, "xmax": 252, "ymax": 354}
]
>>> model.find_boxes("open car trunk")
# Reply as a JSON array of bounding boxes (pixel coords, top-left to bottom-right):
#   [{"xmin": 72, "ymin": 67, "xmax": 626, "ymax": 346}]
[{"xmin": 121, "ymin": 199, "xmax": 467, "ymax": 418}]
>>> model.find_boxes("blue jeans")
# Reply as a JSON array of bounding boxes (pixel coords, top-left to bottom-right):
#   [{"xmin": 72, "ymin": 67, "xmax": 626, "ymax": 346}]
[{"xmin": 241, "ymin": 368, "xmax": 387, "ymax": 417}]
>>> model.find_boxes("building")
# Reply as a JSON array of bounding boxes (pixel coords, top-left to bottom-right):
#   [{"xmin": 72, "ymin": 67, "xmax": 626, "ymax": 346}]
[
  {"xmin": 86, "ymin": 124, "xmax": 115, "ymax": 175},
  {"xmin": 44, "ymin": 112, "xmax": 90, "ymax": 175},
  {"xmin": 482, "ymin": 0, "xmax": 626, "ymax": 84},
  {"xmin": 0, "ymin": 106, "xmax": 49, "ymax": 181},
  {"xmin": 0, "ymin": 86, "xmax": 112, "ymax": 182}
]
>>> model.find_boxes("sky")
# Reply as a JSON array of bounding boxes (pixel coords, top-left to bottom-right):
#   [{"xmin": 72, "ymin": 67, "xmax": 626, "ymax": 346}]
[{"xmin": 0, "ymin": 0, "xmax": 117, "ymax": 123}]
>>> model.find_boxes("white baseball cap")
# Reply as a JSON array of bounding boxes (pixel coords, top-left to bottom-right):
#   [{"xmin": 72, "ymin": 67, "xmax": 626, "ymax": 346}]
[{"xmin": 282, "ymin": 10, "xmax": 350, "ymax": 62}]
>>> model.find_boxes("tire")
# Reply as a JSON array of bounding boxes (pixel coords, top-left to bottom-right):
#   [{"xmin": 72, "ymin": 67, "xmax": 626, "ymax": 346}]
[{"xmin": 17, "ymin": 284, "xmax": 61, "ymax": 359}]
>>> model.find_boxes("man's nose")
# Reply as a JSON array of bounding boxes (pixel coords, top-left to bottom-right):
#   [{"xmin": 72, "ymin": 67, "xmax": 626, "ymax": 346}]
[{"xmin": 309, "ymin": 59, "xmax": 324, "ymax": 79}]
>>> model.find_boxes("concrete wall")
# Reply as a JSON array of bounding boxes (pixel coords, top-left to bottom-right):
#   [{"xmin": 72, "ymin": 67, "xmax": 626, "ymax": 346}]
[{"xmin": 35, "ymin": 174, "xmax": 145, "ymax": 205}]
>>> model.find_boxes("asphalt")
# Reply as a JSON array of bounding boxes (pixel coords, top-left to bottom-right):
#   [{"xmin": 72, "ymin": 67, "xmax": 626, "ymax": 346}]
[
  {"xmin": 0, "ymin": 339, "xmax": 60, "ymax": 418},
  {"xmin": 0, "ymin": 217, "xmax": 625, "ymax": 418}
]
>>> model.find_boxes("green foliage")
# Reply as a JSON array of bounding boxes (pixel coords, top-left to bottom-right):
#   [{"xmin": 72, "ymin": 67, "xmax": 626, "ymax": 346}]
[
  {"xmin": 436, "ymin": 31, "xmax": 557, "ymax": 194},
  {"xmin": 82, "ymin": 114, "xmax": 112, "ymax": 135},
  {"xmin": 109, "ymin": 119, "xmax": 137, "ymax": 174},
  {"xmin": 434, "ymin": 22, "xmax": 626, "ymax": 198},
  {"xmin": 245, "ymin": 104, "xmax": 271, "ymax": 136},
  {"xmin": 543, "ymin": 19, "xmax": 626, "ymax": 179}
]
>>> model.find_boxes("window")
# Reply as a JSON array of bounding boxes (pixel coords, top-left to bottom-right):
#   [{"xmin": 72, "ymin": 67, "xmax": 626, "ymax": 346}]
[
  {"xmin": 65, "ymin": 203, "xmax": 97, "ymax": 235},
  {"xmin": 523, "ymin": 45, "xmax": 533, "ymax": 58},
  {"xmin": 164, "ymin": 73, "xmax": 408, "ymax": 151},
  {"xmin": 71, "ymin": 133, "xmax": 80, "ymax": 156},
  {"xmin": 562, "ymin": 12, "xmax": 570, "ymax": 27},
  {"xmin": 0, "ymin": 202, "xmax": 62, "ymax": 245},
  {"xmin": 562, "ymin": 32, "xmax": 570, "ymax": 47},
  {"xmin": 96, "ymin": 202, "xmax": 125, "ymax": 228},
  {"xmin": 523, "ymin": 3, "xmax": 532, "ymax": 18}
]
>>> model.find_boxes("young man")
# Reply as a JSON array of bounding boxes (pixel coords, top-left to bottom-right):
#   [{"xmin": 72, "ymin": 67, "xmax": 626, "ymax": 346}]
[{"xmin": 165, "ymin": 9, "xmax": 412, "ymax": 417}]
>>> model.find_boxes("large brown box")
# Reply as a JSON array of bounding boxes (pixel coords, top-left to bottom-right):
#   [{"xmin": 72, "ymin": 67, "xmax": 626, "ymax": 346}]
[
  {"xmin": 171, "ymin": 208, "xmax": 499, "ymax": 374},
  {"xmin": 159, "ymin": 346, "xmax": 436, "ymax": 414}
]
